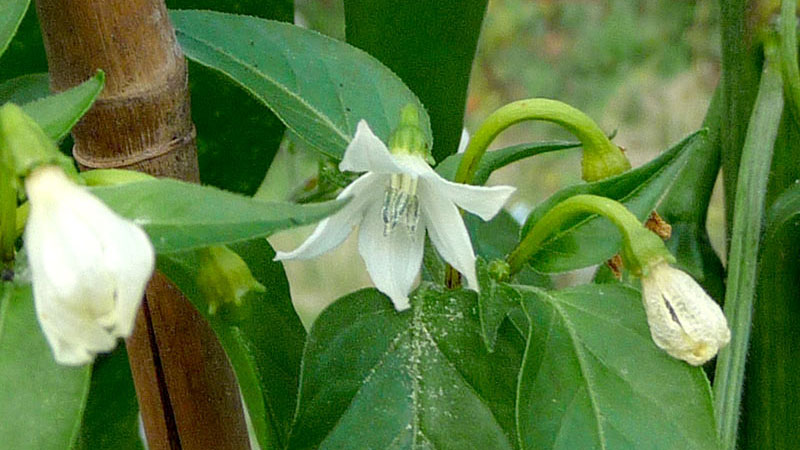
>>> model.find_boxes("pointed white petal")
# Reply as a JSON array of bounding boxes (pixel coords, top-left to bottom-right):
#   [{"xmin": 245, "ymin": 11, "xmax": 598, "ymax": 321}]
[
  {"xmin": 400, "ymin": 155, "xmax": 515, "ymax": 221},
  {"xmin": 275, "ymin": 173, "xmax": 384, "ymax": 260},
  {"xmin": 457, "ymin": 128, "xmax": 470, "ymax": 154},
  {"xmin": 357, "ymin": 202, "xmax": 425, "ymax": 311},
  {"xmin": 418, "ymin": 185, "xmax": 479, "ymax": 291},
  {"xmin": 339, "ymin": 121, "xmax": 403, "ymax": 174}
]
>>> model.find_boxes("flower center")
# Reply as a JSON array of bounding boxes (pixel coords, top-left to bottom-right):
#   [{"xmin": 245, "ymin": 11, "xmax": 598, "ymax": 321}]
[{"xmin": 381, "ymin": 174, "xmax": 420, "ymax": 236}]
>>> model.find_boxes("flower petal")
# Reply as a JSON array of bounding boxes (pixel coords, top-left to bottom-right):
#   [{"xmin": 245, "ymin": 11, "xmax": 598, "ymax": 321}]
[
  {"xmin": 418, "ymin": 184, "xmax": 479, "ymax": 291},
  {"xmin": 96, "ymin": 217, "xmax": 155, "ymax": 337},
  {"xmin": 457, "ymin": 128, "xmax": 470, "ymax": 154},
  {"xmin": 641, "ymin": 263, "xmax": 730, "ymax": 365},
  {"xmin": 339, "ymin": 120, "xmax": 403, "ymax": 174},
  {"xmin": 357, "ymin": 201, "xmax": 425, "ymax": 311},
  {"xmin": 275, "ymin": 172, "xmax": 383, "ymax": 260},
  {"xmin": 36, "ymin": 304, "xmax": 117, "ymax": 365},
  {"xmin": 403, "ymin": 156, "xmax": 515, "ymax": 221}
]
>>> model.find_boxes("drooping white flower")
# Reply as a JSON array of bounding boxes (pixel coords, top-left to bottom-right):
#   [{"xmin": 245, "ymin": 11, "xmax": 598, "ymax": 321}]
[
  {"xmin": 23, "ymin": 165, "xmax": 155, "ymax": 365},
  {"xmin": 276, "ymin": 120, "xmax": 515, "ymax": 311},
  {"xmin": 640, "ymin": 261, "xmax": 730, "ymax": 366}
]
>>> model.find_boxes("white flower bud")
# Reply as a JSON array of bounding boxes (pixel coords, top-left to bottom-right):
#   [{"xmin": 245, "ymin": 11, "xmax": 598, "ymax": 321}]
[
  {"xmin": 23, "ymin": 166, "xmax": 155, "ymax": 365},
  {"xmin": 640, "ymin": 262, "xmax": 730, "ymax": 366}
]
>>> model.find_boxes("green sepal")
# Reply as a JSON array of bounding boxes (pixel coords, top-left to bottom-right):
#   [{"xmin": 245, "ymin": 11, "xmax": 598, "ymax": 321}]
[
  {"xmin": 0, "ymin": 103, "xmax": 76, "ymax": 182},
  {"xmin": 195, "ymin": 245, "xmax": 266, "ymax": 315}
]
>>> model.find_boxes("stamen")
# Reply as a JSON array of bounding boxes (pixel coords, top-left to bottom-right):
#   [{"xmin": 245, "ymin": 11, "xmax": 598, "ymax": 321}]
[
  {"xmin": 381, "ymin": 188, "xmax": 395, "ymax": 236},
  {"xmin": 381, "ymin": 174, "xmax": 421, "ymax": 236},
  {"xmin": 406, "ymin": 195, "xmax": 420, "ymax": 234}
]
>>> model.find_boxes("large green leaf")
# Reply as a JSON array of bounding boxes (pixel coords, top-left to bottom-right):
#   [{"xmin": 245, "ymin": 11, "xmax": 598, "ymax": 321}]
[
  {"xmin": 740, "ymin": 185, "xmax": 800, "ymax": 449},
  {"xmin": 288, "ymin": 286, "xmax": 524, "ymax": 449},
  {"xmin": 167, "ymin": 0, "xmax": 292, "ymax": 195},
  {"xmin": 171, "ymin": 10, "xmax": 431, "ymax": 161},
  {"xmin": 519, "ymin": 130, "xmax": 703, "ymax": 273},
  {"xmin": 21, "ymin": 71, "xmax": 105, "ymax": 141},
  {"xmin": 344, "ymin": 0, "xmax": 486, "ymax": 162},
  {"xmin": 0, "ymin": 72, "xmax": 49, "ymax": 104},
  {"xmin": 516, "ymin": 284, "xmax": 718, "ymax": 450},
  {"xmin": 89, "ymin": 178, "xmax": 344, "ymax": 253},
  {"xmin": 73, "ymin": 346, "xmax": 142, "ymax": 450},
  {"xmin": 0, "ymin": 0, "xmax": 29, "ymax": 58},
  {"xmin": 0, "ymin": 281, "xmax": 91, "ymax": 449},
  {"xmin": 158, "ymin": 239, "xmax": 305, "ymax": 450}
]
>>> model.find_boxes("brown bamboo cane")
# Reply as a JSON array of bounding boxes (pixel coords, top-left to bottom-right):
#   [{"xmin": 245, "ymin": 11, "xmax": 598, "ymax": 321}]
[{"xmin": 33, "ymin": 1, "xmax": 249, "ymax": 448}]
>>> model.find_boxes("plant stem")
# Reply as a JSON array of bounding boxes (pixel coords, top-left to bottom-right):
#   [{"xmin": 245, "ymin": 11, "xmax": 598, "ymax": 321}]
[
  {"xmin": 719, "ymin": 0, "xmax": 762, "ymax": 238},
  {"xmin": 0, "ymin": 167, "xmax": 16, "ymax": 266},
  {"xmin": 713, "ymin": 40, "xmax": 784, "ymax": 450},
  {"xmin": 506, "ymin": 194, "xmax": 669, "ymax": 276},
  {"xmin": 34, "ymin": 1, "xmax": 249, "ymax": 448},
  {"xmin": 454, "ymin": 98, "xmax": 629, "ymax": 185},
  {"xmin": 780, "ymin": 0, "xmax": 800, "ymax": 124}
]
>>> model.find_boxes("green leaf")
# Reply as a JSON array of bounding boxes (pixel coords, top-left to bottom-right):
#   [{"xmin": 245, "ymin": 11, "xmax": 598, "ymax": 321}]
[
  {"xmin": 0, "ymin": 72, "xmax": 49, "ymax": 104},
  {"xmin": 519, "ymin": 130, "xmax": 703, "ymax": 273},
  {"xmin": 167, "ymin": 0, "xmax": 293, "ymax": 194},
  {"xmin": 0, "ymin": 0, "xmax": 28, "ymax": 58},
  {"xmin": 89, "ymin": 178, "xmax": 344, "ymax": 253},
  {"xmin": 288, "ymin": 286, "xmax": 524, "ymax": 449},
  {"xmin": 476, "ymin": 258, "xmax": 521, "ymax": 352},
  {"xmin": 741, "ymin": 185, "xmax": 800, "ymax": 449},
  {"xmin": 0, "ymin": 282, "xmax": 91, "ymax": 449},
  {"xmin": 0, "ymin": 5, "xmax": 47, "ymax": 81},
  {"xmin": 171, "ymin": 10, "xmax": 431, "ymax": 161},
  {"xmin": 158, "ymin": 239, "xmax": 305, "ymax": 450},
  {"xmin": 343, "ymin": 0, "xmax": 486, "ymax": 162},
  {"xmin": 436, "ymin": 140, "xmax": 581, "ymax": 183},
  {"xmin": 516, "ymin": 284, "xmax": 718, "ymax": 450},
  {"xmin": 21, "ymin": 71, "xmax": 105, "ymax": 141},
  {"xmin": 73, "ymin": 346, "xmax": 143, "ymax": 450}
]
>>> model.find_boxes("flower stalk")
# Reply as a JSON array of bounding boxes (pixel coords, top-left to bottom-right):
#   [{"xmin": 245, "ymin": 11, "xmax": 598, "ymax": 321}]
[
  {"xmin": 454, "ymin": 98, "xmax": 630, "ymax": 186},
  {"xmin": 506, "ymin": 194, "xmax": 671, "ymax": 276}
]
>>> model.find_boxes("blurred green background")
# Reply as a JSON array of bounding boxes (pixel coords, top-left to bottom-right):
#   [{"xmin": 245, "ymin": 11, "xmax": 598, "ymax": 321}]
[{"xmin": 267, "ymin": 0, "xmax": 723, "ymax": 326}]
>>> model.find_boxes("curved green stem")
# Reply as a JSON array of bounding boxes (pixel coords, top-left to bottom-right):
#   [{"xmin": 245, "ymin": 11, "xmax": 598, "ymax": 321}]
[
  {"xmin": 506, "ymin": 194, "xmax": 670, "ymax": 276},
  {"xmin": 454, "ymin": 99, "xmax": 630, "ymax": 185},
  {"xmin": 713, "ymin": 39, "xmax": 784, "ymax": 450},
  {"xmin": 780, "ymin": 0, "xmax": 800, "ymax": 125}
]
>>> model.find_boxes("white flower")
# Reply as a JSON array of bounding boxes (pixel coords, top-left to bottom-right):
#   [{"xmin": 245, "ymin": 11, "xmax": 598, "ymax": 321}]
[
  {"xmin": 640, "ymin": 261, "xmax": 730, "ymax": 365},
  {"xmin": 276, "ymin": 120, "xmax": 515, "ymax": 311},
  {"xmin": 23, "ymin": 166, "xmax": 155, "ymax": 365}
]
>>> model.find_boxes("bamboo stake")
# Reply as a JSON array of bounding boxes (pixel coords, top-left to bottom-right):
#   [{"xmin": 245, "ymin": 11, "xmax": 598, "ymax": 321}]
[{"xmin": 34, "ymin": 1, "xmax": 249, "ymax": 448}]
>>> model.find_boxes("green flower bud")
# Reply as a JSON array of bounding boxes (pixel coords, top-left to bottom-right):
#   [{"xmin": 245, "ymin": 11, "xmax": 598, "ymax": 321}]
[
  {"xmin": 0, "ymin": 103, "xmax": 77, "ymax": 183},
  {"xmin": 388, "ymin": 104, "xmax": 434, "ymax": 164},
  {"xmin": 581, "ymin": 142, "xmax": 631, "ymax": 182},
  {"xmin": 197, "ymin": 245, "xmax": 265, "ymax": 315},
  {"xmin": 487, "ymin": 259, "xmax": 511, "ymax": 283}
]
